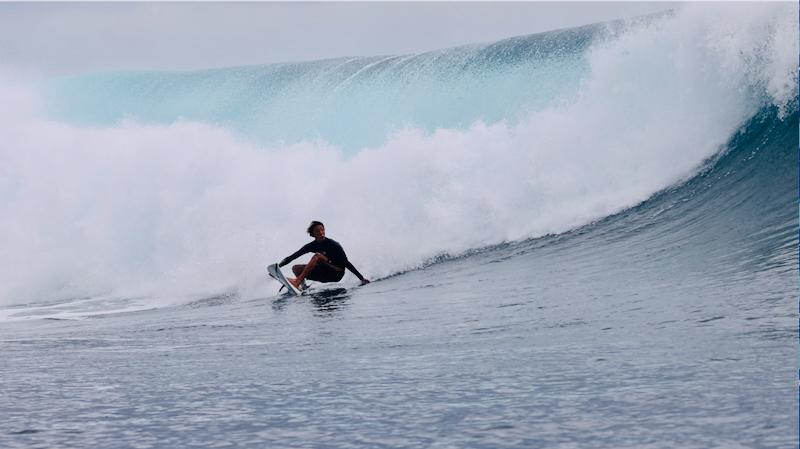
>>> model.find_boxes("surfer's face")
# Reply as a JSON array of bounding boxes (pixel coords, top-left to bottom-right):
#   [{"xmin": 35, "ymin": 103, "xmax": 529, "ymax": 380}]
[{"xmin": 312, "ymin": 225, "xmax": 325, "ymax": 241}]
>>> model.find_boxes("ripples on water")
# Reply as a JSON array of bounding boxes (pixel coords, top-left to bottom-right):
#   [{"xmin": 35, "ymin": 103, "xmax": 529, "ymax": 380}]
[{"xmin": 2, "ymin": 205, "xmax": 796, "ymax": 448}]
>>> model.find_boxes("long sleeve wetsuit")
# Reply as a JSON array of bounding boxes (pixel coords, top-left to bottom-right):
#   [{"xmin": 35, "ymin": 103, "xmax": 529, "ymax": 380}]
[{"xmin": 279, "ymin": 238, "xmax": 366, "ymax": 281}]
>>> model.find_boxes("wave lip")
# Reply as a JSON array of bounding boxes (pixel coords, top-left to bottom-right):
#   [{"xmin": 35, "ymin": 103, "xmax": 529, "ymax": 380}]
[{"xmin": 39, "ymin": 19, "xmax": 602, "ymax": 153}]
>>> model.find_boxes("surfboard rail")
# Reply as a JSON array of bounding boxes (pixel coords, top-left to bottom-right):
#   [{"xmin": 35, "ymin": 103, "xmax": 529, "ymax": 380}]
[{"xmin": 267, "ymin": 263, "xmax": 302, "ymax": 296}]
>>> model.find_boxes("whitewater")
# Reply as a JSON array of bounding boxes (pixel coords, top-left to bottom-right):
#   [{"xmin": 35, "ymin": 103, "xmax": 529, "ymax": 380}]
[{"xmin": 1, "ymin": 4, "xmax": 797, "ymax": 448}]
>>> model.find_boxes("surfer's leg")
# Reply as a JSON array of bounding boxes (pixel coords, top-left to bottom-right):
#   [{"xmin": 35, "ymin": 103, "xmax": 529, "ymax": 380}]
[
  {"xmin": 306, "ymin": 264, "xmax": 345, "ymax": 283},
  {"xmin": 288, "ymin": 254, "xmax": 321, "ymax": 288}
]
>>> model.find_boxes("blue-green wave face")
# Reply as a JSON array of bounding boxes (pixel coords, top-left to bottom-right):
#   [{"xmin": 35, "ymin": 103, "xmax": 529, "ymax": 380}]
[
  {"xmin": 39, "ymin": 22, "xmax": 607, "ymax": 154},
  {"xmin": 0, "ymin": 3, "xmax": 796, "ymax": 308}
]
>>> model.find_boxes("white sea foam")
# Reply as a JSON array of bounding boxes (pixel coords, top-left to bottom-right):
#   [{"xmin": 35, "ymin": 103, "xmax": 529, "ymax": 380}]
[{"xmin": 0, "ymin": 3, "xmax": 795, "ymax": 310}]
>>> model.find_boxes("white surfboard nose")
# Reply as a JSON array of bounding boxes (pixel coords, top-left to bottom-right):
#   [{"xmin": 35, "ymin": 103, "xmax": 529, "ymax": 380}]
[{"xmin": 268, "ymin": 263, "xmax": 302, "ymax": 296}]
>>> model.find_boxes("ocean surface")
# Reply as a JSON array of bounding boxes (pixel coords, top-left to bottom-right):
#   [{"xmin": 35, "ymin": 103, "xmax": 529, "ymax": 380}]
[{"xmin": 1, "ymin": 4, "xmax": 798, "ymax": 448}]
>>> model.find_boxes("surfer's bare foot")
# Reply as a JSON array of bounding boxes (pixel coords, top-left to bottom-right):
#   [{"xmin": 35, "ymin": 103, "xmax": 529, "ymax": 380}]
[{"xmin": 288, "ymin": 278, "xmax": 301, "ymax": 289}]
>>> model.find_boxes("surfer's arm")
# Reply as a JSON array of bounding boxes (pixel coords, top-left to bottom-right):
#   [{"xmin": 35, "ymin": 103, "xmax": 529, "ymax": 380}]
[
  {"xmin": 278, "ymin": 243, "xmax": 313, "ymax": 267},
  {"xmin": 345, "ymin": 261, "xmax": 370, "ymax": 284}
]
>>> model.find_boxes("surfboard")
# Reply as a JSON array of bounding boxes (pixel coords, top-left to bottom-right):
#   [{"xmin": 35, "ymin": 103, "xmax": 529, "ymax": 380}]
[{"xmin": 268, "ymin": 263, "xmax": 302, "ymax": 296}]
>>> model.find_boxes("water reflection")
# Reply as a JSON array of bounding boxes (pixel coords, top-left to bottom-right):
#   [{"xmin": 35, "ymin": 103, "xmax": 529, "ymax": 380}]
[
  {"xmin": 270, "ymin": 287, "xmax": 350, "ymax": 316},
  {"xmin": 310, "ymin": 288, "xmax": 350, "ymax": 316}
]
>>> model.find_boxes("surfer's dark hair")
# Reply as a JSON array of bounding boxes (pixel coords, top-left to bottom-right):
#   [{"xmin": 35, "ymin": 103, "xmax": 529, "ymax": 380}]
[{"xmin": 307, "ymin": 221, "xmax": 324, "ymax": 236}]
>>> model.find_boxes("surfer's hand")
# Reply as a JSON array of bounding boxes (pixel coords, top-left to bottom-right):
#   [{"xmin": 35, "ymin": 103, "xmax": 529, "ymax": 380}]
[{"xmin": 360, "ymin": 278, "xmax": 371, "ymax": 285}]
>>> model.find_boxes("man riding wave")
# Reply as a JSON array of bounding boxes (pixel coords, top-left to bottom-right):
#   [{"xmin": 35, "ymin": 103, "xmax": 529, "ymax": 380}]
[{"xmin": 278, "ymin": 221, "xmax": 370, "ymax": 290}]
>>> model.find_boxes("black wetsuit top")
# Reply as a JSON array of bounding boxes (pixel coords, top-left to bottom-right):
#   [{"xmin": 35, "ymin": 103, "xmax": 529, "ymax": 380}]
[{"xmin": 279, "ymin": 238, "xmax": 365, "ymax": 282}]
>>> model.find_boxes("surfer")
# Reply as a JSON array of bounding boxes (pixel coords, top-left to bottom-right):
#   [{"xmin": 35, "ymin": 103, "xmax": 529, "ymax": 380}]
[{"xmin": 279, "ymin": 221, "xmax": 370, "ymax": 289}]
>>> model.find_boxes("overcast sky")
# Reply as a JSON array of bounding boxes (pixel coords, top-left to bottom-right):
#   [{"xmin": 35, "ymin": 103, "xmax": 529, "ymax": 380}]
[{"xmin": 0, "ymin": 2, "xmax": 679, "ymax": 80}]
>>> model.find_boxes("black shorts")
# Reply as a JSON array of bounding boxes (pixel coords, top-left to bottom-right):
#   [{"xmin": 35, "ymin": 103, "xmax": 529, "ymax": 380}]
[{"xmin": 308, "ymin": 264, "xmax": 345, "ymax": 283}]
